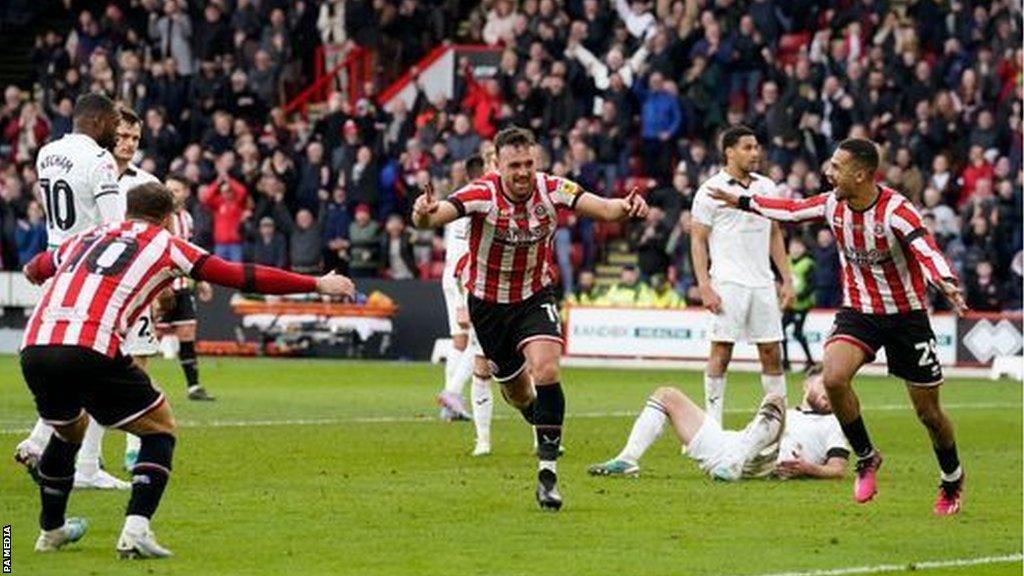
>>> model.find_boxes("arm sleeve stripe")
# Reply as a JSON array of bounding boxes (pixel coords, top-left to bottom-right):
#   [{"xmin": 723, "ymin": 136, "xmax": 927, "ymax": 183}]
[
  {"xmin": 446, "ymin": 198, "xmax": 467, "ymax": 218},
  {"xmin": 571, "ymin": 190, "xmax": 593, "ymax": 210},
  {"xmin": 903, "ymin": 228, "xmax": 927, "ymax": 244},
  {"xmin": 242, "ymin": 263, "xmax": 256, "ymax": 292},
  {"xmin": 826, "ymin": 447, "xmax": 851, "ymax": 460}
]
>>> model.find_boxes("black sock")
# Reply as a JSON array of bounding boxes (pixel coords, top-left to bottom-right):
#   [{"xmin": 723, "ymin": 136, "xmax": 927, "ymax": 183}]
[
  {"xmin": 127, "ymin": 433, "xmax": 175, "ymax": 520},
  {"xmin": 840, "ymin": 416, "xmax": 875, "ymax": 459},
  {"xmin": 533, "ymin": 383, "xmax": 565, "ymax": 462},
  {"xmin": 179, "ymin": 340, "xmax": 199, "ymax": 388},
  {"xmin": 934, "ymin": 443, "xmax": 961, "ymax": 478},
  {"xmin": 519, "ymin": 401, "xmax": 536, "ymax": 425},
  {"xmin": 38, "ymin": 434, "xmax": 80, "ymax": 530}
]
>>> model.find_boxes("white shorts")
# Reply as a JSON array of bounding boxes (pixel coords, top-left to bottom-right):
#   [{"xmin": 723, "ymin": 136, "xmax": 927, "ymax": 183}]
[
  {"xmin": 686, "ymin": 417, "xmax": 779, "ymax": 479},
  {"xmin": 687, "ymin": 418, "xmax": 746, "ymax": 476},
  {"xmin": 442, "ymin": 273, "xmax": 468, "ymax": 337},
  {"xmin": 707, "ymin": 281, "xmax": 784, "ymax": 343},
  {"xmin": 122, "ymin": 309, "xmax": 159, "ymax": 357}
]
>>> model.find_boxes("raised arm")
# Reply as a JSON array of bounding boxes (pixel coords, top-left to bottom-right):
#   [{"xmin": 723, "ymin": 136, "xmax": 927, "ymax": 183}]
[
  {"xmin": 573, "ymin": 189, "xmax": 648, "ymax": 222},
  {"xmin": 890, "ymin": 201, "xmax": 966, "ymax": 314},
  {"xmin": 708, "ymin": 187, "xmax": 829, "ymax": 224},
  {"xmin": 411, "ymin": 183, "xmax": 463, "ymax": 229}
]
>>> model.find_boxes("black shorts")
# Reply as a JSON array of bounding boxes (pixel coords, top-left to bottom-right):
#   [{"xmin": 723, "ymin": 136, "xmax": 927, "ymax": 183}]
[
  {"xmin": 156, "ymin": 289, "xmax": 197, "ymax": 327},
  {"xmin": 468, "ymin": 288, "xmax": 563, "ymax": 382},
  {"xmin": 826, "ymin": 308, "xmax": 943, "ymax": 385},
  {"xmin": 20, "ymin": 345, "xmax": 166, "ymax": 428}
]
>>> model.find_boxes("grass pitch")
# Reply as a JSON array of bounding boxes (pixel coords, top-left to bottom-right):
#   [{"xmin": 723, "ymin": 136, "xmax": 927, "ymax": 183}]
[{"xmin": 0, "ymin": 355, "xmax": 1020, "ymax": 576}]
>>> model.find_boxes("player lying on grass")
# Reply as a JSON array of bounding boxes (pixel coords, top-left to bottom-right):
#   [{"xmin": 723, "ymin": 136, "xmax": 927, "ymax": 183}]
[
  {"xmin": 588, "ymin": 366, "xmax": 849, "ymax": 481},
  {"xmin": 20, "ymin": 182, "xmax": 354, "ymax": 559},
  {"xmin": 412, "ymin": 126, "xmax": 648, "ymax": 510}
]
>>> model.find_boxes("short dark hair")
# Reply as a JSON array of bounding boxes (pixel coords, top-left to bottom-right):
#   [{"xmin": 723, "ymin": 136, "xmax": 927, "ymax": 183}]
[
  {"xmin": 837, "ymin": 138, "xmax": 880, "ymax": 173},
  {"xmin": 493, "ymin": 126, "xmax": 535, "ymax": 154},
  {"xmin": 73, "ymin": 92, "xmax": 116, "ymax": 121},
  {"xmin": 126, "ymin": 182, "xmax": 175, "ymax": 222},
  {"xmin": 720, "ymin": 124, "xmax": 757, "ymax": 152},
  {"xmin": 165, "ymin": 172, "xmax": 189, "ymax": 187},
  {"xmin": 465, "ymin": 154, "xmax": 485, "ymax": 179},
  {"xmin": 118, "ymin": 105, "xmax": 141, "ymax": 126}
]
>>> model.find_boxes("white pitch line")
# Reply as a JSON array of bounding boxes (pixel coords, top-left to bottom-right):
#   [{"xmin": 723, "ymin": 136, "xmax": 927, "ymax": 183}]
[
  {"xmin": 0, "ymin": 402, "xmax": 1017, "ymax": 435},
  {"xmin": 744, "ymin": 553, "xmax": 1022, "ymax": 576}
]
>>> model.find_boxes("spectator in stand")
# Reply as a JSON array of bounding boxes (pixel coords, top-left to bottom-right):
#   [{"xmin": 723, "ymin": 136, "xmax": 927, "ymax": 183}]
[
  {"xmin": 4, "ymin": 102, "xmax": 49, "ymax": 163},
  {"xmin": 965, "ymin": 260, "xmax": 1002, "ymax": 312},
  {"xmin": 201, "ymin": 171, "xmax": 248, "ymax": 262},
  {"xmin": 644, "ymin": 273, "xmax": 684, "ymax": 308},
  {"xmin": 638, "ymin": 70, "xmax": 682, "ymax": 180},
  {"xmin": 148, "ymin": 0, "xmax": 194, "ymax": 76},
  {"xmin": 634, "ymin": 205, "xmax": 671, "ymax": 280},
  {"xmin": 382, "ymin": 214, "xmax": 417, "ymax": 280},
  {"xmin": 348, "ymin": 203, "xmax": 381, "ymax": 278},
  {"xmin": 811, "ymin": 228, "xmax": 842, "ymax": 308},
  {"xmin": 483, "ymin": 0, "xmax": 519, "ymax": 47},
  {"xmin": 347, "ymin": 145, "xmax": 379, "ymax": 212},
  {"xmin": 958, "ymin": 144, "xmax": 994, "ymax": 207},
  {"xmin": 251, "ymin": 216, "xmax": 287, "ymax": 269},
  {"xmin": 321, "ymin": 185, "xmax": 351, "ymax": 274},
  {"xmin": 600, "ymin": 264, "xmax": 652, "ymax": 307},
  {"xmin": 16, "ymin": 199, "xmax": 47, "ymax": 266},
  {"xmin": 289, "ymin": 209, "xmax": 323, "ymax": 275},
  {"xmin": 564, "ymin": 269, "xmax": 603, "ymax": 308},
  {"xmin": 666, "ymin": 210, "xmax": 695, "ymax": 299},
  {"xmin": 447, "ymin": 114, "xmax": 482, "ymax": 162},
  {"xmin": 141, "ymin": 107, "xmax": 181, "ymax": 174}
]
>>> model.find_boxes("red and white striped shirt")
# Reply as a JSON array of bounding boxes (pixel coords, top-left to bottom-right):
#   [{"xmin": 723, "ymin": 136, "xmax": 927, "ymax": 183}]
[
  {"xmin": 748, "ymin": 186, "xmax": 957, "ymax": 315},
  {"xmin": 22, "ymin": 221, "xmax": 208, "ymax": 357},
  {"xmin": 448, "ymin": 172, "xmax": 582, "ymax": 303},
  {"xmin": 170, "ymin": 208, "xmax": 194, "ymax": 290}
]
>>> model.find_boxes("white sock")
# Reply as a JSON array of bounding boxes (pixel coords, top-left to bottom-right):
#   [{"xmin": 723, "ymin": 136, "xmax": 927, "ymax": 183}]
[
  {"xmin": 471, "ymin": 375, "xmax": 493, "ymax": 444},
  {"xmin": 761, "ymin": 373, "xmax": 787, "ymax": 402},
  {"xmin": 704, "ymin": 374, "xmax": 726, "ymax": 424},
  {"xmin": 941, "ymin": 466, "xmax": 963, "ymax": 483},
  {"xmin": 123, "ymin": 515, "xmax": 150, "ymax": 534},
  {"xmin": 615, "ymin": 399, "xmax": 668, "ymax": 464},
  {"xmin": 539, "ymin": 460, "xmax": 557, "ymax": 474},
  {"xmin": 125, "ymin": 433, "xmax": 141, "ymax": 455},
  {"xmin": 448, "ymin": 349, "xmax": 475, "ymax": 396},
  {"xmin": 443, "ymin": 346, "xmax": 462, "ymax": 395},
  {"xmin": 26, "ymin": 419, "xmax": 53, "ymax": 451},
  {"xmin": 75, "ymin": 417, "xmax": 105, "ymax": 476}
]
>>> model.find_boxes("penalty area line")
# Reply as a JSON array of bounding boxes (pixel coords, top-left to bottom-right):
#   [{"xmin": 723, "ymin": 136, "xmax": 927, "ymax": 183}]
[{"xmin": 743, "ymin": 553, "xmax": 1022, "ymax": 576}]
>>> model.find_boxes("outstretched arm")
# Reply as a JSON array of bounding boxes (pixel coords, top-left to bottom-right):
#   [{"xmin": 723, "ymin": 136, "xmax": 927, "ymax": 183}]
[
  {"xmin": 190, "ymin": 255, "xmax": 354, "ymax": 297},
  {"xmin": 708, "ymin": 187, "xmax": 829, "ymax": 224},
  {"xmin": 574, "ymin": 189, "xmax": 649, "ymax": 222}
]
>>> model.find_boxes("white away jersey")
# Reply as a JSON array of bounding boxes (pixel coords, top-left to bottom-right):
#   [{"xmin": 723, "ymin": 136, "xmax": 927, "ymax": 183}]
[
  {"xmin": 118, "ymin": 163, "xmax": 159, "ymax": 195},
  {"xmin": 36, "ymin": 134, "xmax": 122, "ymax": 248},
  {"xmin": 692, "ymin": 171, "xmax": 778, "ymax": 288},
  {"xmin": 777, "ymin": 409, "xmax": 849, "ymax": 466}
]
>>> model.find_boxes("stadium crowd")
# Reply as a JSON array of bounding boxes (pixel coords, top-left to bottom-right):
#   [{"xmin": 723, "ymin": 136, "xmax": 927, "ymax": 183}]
[{"xmin": 0, "ymin": 0, "xmax": 1020, "ymax": 311}]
